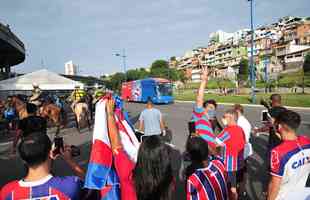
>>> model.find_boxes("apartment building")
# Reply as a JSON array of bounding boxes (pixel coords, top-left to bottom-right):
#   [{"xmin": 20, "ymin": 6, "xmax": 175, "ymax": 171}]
[
  {"xmin": 297, "ymin": 20, "xmax": 310, "ymax": 45},
  {"xmin": 172, "ymin": 16, "xmax": 310, "ymax": 83}
]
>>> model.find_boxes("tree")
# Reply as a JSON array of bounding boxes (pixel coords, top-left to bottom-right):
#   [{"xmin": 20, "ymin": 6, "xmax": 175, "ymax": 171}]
[
  {"xmin": 125, "ymin": 68, "xmax": 150, "ymax": 81},
  {"xmin": 151, "ymin": 60, "xmax": 169, "ymax": 70},
  {"xmin": 149, "ymin": 59, "xmax": 187, "ymax": 82},
  {"xmin": 302, "ymin": 53, "xmax": 310, "ymax": 93},
  {"xmin": 237, "ymin": 58, "xmax": 249, "ymax": 86},
  {"xmin": 126, "ymin": 69, "xmax": 141, "ymax": 81},
  {"xmin": 103, "ymin": 72, "xmax": 125, "ymax": 91},
  {"xmin": 137, "ymin": 68, "xmax": 149, "ymax": 79},
  {"xmin": 303, "ymin": 53, "xmax": 310, "ymax": 73}
]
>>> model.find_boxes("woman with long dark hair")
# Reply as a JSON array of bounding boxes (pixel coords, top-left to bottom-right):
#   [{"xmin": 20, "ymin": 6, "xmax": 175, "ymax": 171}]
[
  {"xmin": 133, "ymin": 135, "xmax": 174, "ymax": 200},
  {"xmin": 106, "ymin": 98, "xmax": 175, "ymax": 200},
  {"xmin": 185, "ymin": 137, "xmax": 229, "ymax": 200}
]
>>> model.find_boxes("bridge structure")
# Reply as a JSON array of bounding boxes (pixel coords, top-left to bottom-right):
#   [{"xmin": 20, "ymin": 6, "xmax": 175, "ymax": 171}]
[{"xmin": 0, "ymin": 22, "xmax": 25, "ymax": 79}]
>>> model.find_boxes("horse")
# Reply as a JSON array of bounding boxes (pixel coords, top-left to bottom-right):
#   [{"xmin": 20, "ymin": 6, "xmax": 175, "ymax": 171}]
[
  {"xmin": 11, "ymin": 96, "xmax": 28, "ymax": 120},
  {"xmin": 72, "ymin": 100, "xmax": 91, "ymax": 132},
  {"xmin": 11, "ymin": 95, "xmax": 66, "ymax": 136},
  {"xmin": 40, "ymin": 101, "xmax": 66, "ymax": 136}
]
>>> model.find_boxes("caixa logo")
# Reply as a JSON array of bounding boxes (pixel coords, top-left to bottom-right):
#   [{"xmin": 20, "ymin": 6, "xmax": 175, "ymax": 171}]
[{"xmin": 292, "ymin": 156, "xmax": 310, "ymax": 169}]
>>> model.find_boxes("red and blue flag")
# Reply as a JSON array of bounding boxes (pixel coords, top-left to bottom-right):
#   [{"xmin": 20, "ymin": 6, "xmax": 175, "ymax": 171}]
[{"xmin": 84, "ymin": 99, "xmax": 120, "ymax": 199}]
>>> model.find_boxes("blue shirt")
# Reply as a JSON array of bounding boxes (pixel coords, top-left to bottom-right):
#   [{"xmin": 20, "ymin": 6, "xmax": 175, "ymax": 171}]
[{"xmin": 139, "ymin": 108, "xmax": 162, "ymax": 136}]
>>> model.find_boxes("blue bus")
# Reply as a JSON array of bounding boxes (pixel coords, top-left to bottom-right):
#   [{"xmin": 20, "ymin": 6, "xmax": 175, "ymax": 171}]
[{"xmin": 121, "ymin": 78, "xmax": 174, "ymax": 104}]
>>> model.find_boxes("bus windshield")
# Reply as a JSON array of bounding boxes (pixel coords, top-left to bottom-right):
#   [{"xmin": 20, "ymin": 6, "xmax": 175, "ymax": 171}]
[{"xmin": 157, "ymin": 83, "xmax": 173, "ymax": 96}]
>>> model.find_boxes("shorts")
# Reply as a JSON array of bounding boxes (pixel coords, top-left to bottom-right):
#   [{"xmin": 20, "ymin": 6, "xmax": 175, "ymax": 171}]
[{"xmin": 227, "ymin": 168, "xmax": 246, "ymax": 188}]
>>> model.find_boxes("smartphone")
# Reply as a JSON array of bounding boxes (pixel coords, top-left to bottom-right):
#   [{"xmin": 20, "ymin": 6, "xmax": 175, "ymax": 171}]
[
  {"xmin": 261, "ymin": 110, "xmax": 270, "ymax": 122},
  {"xmin": 188, "ymin": 121, "xmax": 196, "ymax": 135},
  {"xmin": 53, "ymin": 137, "xmax": 64, "ymax": 156}
]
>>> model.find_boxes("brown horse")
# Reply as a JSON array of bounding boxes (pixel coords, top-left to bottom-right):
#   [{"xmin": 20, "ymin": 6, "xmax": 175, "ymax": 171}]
[
  {"xmin": 11, "ymin": 96, "xmax": 66, "ymax": 135},
  {"xmin": 11, "ymin": 96, "xmax": 28, "ymax": 120},
  {"xmin": 40, "ymin": 102, "xmax": 67, "ymax": 136}
]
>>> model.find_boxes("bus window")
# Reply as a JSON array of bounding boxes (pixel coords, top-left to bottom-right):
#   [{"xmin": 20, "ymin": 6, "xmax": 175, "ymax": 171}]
[{"xmin": 158, "ymin": 83, "xmax": 172, "ymax": 96}]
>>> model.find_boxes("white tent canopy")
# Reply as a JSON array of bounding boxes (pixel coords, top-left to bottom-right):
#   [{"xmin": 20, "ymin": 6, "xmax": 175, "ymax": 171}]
[{"xmin": 0, "ymin": 69, "xmax": 84, "ymax": 91}]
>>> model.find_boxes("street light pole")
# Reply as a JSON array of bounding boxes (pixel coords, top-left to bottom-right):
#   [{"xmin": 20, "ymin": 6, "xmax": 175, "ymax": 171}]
[
  {"xmin": 122, "ymin": 49, "xmax": 127, "ymax": 82},
  {"xmin": 114, "ymin": 49, "xmax": 127, "ymax": 81},
  {"xmin": 249, "ymin": 0, "xmax": 256, "ymax": 103}
]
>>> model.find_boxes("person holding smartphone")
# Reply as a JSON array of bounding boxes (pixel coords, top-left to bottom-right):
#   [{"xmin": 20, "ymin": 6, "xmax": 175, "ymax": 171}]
[
  {"xmin": 1, "ymin": 133, "xmax": 85, "ymax": 200},
  {"xmin": 253, "ymin": 94, "xmax": 284, "ymax": 150}
]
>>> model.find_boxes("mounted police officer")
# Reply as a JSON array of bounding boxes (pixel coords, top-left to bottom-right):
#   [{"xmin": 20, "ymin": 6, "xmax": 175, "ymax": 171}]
[
  {"xmin": 93, "ymin": 85, "xmax": 105, "ymax": 104},
  {"xmin": 29, "ymin": 83, "xmax": 42, "ymax": 107},
  {"xmin": 70, "ymin": 85, "xmax": 86, "ymax": 110}
]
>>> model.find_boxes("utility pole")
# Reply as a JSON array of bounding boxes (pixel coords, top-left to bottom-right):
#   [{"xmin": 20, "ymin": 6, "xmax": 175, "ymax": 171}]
[{"xmin": 248, "ymin": 0, "xmax": 256, "ymax": 103}]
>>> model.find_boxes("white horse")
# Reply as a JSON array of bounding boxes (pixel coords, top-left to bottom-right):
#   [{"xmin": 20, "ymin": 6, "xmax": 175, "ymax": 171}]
[{"xmin": 73, "ymin": 102, "xmax": 91, "ymax": 132}]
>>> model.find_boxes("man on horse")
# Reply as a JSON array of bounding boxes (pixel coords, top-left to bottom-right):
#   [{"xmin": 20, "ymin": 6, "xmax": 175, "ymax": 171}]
[
  {"xmin": 29, "ymin": 83, "xmax": 42, "ymax": 107},
  {"xmin": 70, "ymin": 85, "xmax": 87, "ymax": 110},
  {"xmin": 69, "ymin": 86, "xmax": 91, "ymax": 131}
]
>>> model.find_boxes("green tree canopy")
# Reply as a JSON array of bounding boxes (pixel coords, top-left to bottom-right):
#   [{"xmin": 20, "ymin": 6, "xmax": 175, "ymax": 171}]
[
  {"xmin": 151, "ymin": 60, "xmax": 169, "ymax": 70},
  {"xmin": 126, "ymin": 69, "xmax": 141, "ymax": 81},
  {"xmin": 238, "ymin": 58, "xmax": 249, "ymax": 82},
  {"xmin": 126, "ymin": 68, "xmax": 150, "ymax": 81},
  {"xmin": 303, "ymin": 53, "xmax": 310, "ymax": 75},
  {"xmin": 170, "ymin": 56, "xmax": 176, "ymax": 61},
  {"xmin": 102, "ymin": 72, "xmax": 125, "ymax": 91},
  {"xmin": 149, "ymin": 59, "xmax": 187, "ymax": 82},
  {"xmin": 137, "ymin": 68, "xmax": 149, "ymax": 79}
]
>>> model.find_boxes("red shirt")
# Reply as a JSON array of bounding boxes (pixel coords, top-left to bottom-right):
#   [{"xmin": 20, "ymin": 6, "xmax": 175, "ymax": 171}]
[
  {"xmin": 217, "ymin": 125, "xmax": 246, "ymax": 172},
  {"xmin": 114, "ymin": 148, "xmax": 137, "ymax": 200}
]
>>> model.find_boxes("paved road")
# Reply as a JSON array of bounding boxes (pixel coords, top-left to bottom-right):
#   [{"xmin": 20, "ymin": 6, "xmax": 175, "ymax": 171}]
[
  {"xmin": 125, "ymin": 102, "xmax": 310, "ymax": 151},
  {"xmin": 1, "ymin": 102, "xmax": 309, "ymax": 200},
  {"xmin": 124, "ymin": 102, "xmax": 310, "ymax": 200}
]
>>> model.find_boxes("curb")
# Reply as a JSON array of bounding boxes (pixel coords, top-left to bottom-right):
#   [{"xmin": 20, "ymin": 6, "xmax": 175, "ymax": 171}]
[{"xmin": 175, "ymin": 100, "xmax": 310, "ymax": 110}]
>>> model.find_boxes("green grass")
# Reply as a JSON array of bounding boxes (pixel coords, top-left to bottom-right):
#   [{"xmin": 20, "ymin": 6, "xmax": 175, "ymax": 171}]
[
  {"xmin": 185, "ymin": 79, "xmax": 235, "ymax": 89},
  {"xmin": 174, "ymin": 90, "xmax": 310, "ymax": 107},
  {"xmin": 277, "ymin": 71, "xmax": 310, "ymax": 88}
]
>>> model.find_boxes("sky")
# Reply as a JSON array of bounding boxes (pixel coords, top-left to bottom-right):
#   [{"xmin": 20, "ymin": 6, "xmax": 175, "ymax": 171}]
[{"xmin": 1, "ymin": 0, "xmax": 309, "ymax": 77}]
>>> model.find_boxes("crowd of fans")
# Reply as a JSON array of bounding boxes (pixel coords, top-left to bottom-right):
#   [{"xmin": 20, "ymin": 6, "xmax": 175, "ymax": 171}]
[{"xmin": 1, "ymin": 68, "xmax": 310, "ymax": 200}]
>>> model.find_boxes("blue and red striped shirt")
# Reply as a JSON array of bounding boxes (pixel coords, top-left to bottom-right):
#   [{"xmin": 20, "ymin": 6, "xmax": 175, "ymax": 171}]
[
  {"xmin": 0, "ymin": 175, "xmax": 83, "ymax": 200},
  {"xmin": 186, "ymin": 159, "xmax": 228, "ymax": 200},
  {"xmin": 192, "ymin": 106, "xmax": 216, "ymax": 148}
]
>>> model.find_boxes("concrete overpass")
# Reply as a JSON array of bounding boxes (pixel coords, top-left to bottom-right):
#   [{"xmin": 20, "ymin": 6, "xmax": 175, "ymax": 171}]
[{"xmin": 0, "ymin": 22, "xmax": 25, "ymax": 78}]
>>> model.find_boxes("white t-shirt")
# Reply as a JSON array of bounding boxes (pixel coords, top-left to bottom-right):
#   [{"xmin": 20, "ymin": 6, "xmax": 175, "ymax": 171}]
[
  {"xmin": 270, "ymin": 136, "xmax": 310, "ymax": 200},
  {"xmin": 237, "ymin": 115, "xmax": 253, "ymax": 158},
  {"xmin": 237, "ymin": 115, "xmax": 252, "ymax": 143}
]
